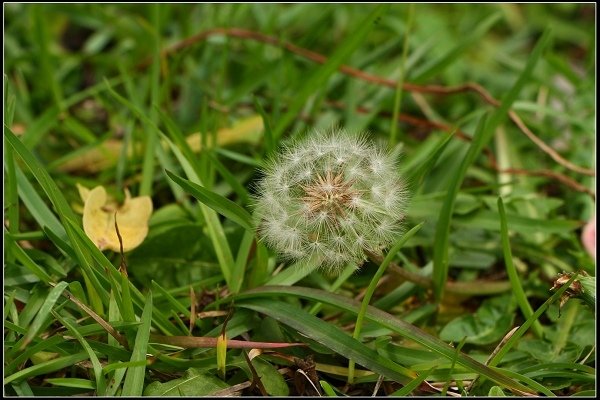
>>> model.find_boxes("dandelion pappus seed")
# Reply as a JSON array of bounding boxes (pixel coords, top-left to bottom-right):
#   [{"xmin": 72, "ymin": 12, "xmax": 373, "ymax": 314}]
[{"xmin": 254, "ymin": 129, "xmax": 408, "ymax": 273}]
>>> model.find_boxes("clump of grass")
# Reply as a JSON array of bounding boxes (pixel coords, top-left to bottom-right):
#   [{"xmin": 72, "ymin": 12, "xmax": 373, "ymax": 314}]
[{"xmin": 3, "ymin": 3, "xmax": 595, "ymax": 397}]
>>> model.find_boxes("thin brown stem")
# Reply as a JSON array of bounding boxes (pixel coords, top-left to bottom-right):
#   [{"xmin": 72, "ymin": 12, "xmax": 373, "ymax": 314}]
[{"xmin": 151, "ymin": 27, "xmax": 595, "ymax": 178}]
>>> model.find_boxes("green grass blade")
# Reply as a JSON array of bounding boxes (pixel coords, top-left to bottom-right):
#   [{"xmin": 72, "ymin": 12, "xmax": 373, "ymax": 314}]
[
  {"xmin": 237, "ymin": 298, "xmax": 415, "ymax": 384},
  {"xmin": 253, "ymin": 95, "xmax": 274, "ymax": 155},
  {"xmin": 5, "ymin": 234, "xmax": 53, "ymax": 283},
  {"xmin": 271, "ymin": 4, "xmax": 389, "ymax": 140},
  {"xmin": 411, "ymin": 12, "xmax": 502, "ymax": 83},
  {"xmin": 497, "ymin": 197, "xmax": 544, "ymax": 338},
  {"xmin": 5, "ymin": 128, "xmax": 109, "ymax": 310},
  {"xmin": 53, "ymin": 312, "xmax": 107, "ymax": 395},
  {"xmin": 61, "ymin": 218, "xmax": 177, "ymax": 336},
  {"xmin": 319, "ymin": 380, "xmax": 338, "ymax": 397},
  {"xmin": 389, "ymin": 4, "xmax": 414, "ymax": 145},
  {"xmin": 235, "ymin": 286, "xmax": 533, "ymax": 394},
  {"xmin": 4, "ymin": 331, "xmax": 64, "ymax": 376},
  {"xmin": 122, "ymin": 291, "xmax": 153, "ymax": 396},
  {"xmin": 151, "ymin": 281, "xmax": 191, "ymax": 318},
  {"xmin": 265, "ymin": 259, "xmax": 320, "ymax": 286},
  {"xmin": 348, "ymin": 222, "xmax": 423, "ymax": 383},
  {"xmin": 139, "ymin": 4, "xmax": 162, "ymax": 196},
  {"xmin": 18, "ymin": 282, "xmax": 68, "ymax": 351},
  {"xmin": 487, "ymin": 273, "xmax": 579, "ymax": 368},
  {"xmin": 165, "ymin": 170, "xmax": 254, "ymax": 231},
  {"xmin": 489, "ymin": 367, "xmax": 555, "ymax": 397},
  {"xmin": 158, "ymin": 128, "xmax": 236, "ymax": 287},
  {"xmin": 404, "ymin": 130, "xmax": 456, "ymax": 192},
  {"xmin": 432, "ymin": 29, "xmax": 552, "ymax": 301},
  {"xmin": 432, "ymin": 116, "xmax": 487, "ymax": 301},
  {"xmin": 231, "ymin": 229, "xmax": 255, "ymax": 294},
  {"xmin": 391, "ymin": 367, "xmax": 436, "ymax": 396},
  {"xmin": 208, "ymin": 151, "xmax": 250, "ymax": 205},
  {"xmin": 4, "ymin": 352, "xmax": 90, "ymax": 385},
  {"xmin": 44, "ymin": 378, "xmax": 96, "ymax": 390}
]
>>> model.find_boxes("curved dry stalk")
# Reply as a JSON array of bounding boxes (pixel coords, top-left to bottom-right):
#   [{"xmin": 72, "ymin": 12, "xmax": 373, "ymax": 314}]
[{"xmin": 152, "ymin": 27, "xmax": 594, "ymax": 178}]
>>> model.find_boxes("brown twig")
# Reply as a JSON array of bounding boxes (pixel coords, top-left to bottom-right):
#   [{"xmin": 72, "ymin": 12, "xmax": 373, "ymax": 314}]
[
  {"xmin": 151, "ymin": 27, "xmax": 594, "ymax": 178},
  {"xmin": 211, "ymin": 98, "xmax": 594, "ymax": 198},
  {"xmin": 57, "ymin": 287, "xmax": 129, "ymax": 349}
]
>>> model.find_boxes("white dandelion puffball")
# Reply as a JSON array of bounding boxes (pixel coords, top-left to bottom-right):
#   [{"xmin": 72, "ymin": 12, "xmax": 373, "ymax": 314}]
[{"xmin": 254, "ymin": 129, "xmax": 407, "ymax": 273}]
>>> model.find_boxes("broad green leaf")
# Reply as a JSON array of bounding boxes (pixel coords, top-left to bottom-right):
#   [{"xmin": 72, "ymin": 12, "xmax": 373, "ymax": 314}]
[
  {"xmin": 247, "ymin": 357, "xmax": 289, "ymax": 396},
  {"xmin": 439, "ymin": 295, "xmax": 516, "ymax": 345},
  {"xmin": 143, "ymin": 368, "xmax": 229, "ymax": 396},
  {"xmin": 488, "ymin": 386, "xmax": 507, "ymax": 397}
]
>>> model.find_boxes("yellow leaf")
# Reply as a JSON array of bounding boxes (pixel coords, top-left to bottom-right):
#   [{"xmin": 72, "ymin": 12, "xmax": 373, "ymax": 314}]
[
  {"xmin": 58, "ymin": 116, "xmax": 264, "ymax": 173},
  {"xmin": 82, "ymin": 185, "xmax": 153, "ymax": 252}
]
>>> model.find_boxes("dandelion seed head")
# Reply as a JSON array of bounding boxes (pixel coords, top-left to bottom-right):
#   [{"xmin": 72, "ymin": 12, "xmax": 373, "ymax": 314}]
[{"xmin": 254, "ymin": 128, "xmax": 408, "ymax": 274}]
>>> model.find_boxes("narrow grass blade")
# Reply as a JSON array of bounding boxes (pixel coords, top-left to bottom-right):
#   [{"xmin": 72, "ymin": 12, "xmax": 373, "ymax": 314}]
[
  {"xmin": 319, "ymin": 380, "xmax": 338, "ymax": 397},
  {"xmin": 5, "ymin": 128, "xmax": 109, "ymax": 309},
  {"xmin": 348, "ymin": 222, "xmax": 423, "ymax": 383},
  {"xmin": 432, "ymin": 116, "xmax": 487, "ymax": 301},
  {"xmin": 166, "ymin": 170, "xmax": 254, "ymax": 231},
  {"xmin": 4, "ymin": 352, "xmax": 90, "ymax": 385},
  {"xmin": 489, "ymin": 367, "xmax": 555, "ymax": 397},
  {"xmin": 53, "ymin": 312, "xmax": 107, "ymax": 395},
  {"xmin": 237, "ymin": 298, "xmax": 415, "ymax": 384},
  {"xmin": 486, "ymin": 273, "xmax": 579, "ymax": 368},
  {"xmin": 18, "ymin": 282, "xmax": 68, "ymax": 350},
  {"xmin": 122, "ymin": 291, "xmax": 153, "ymax": 396},
  {"xmin": 5, "ymin": 235, "xmax": 53, "ymax": 283},
  {"xmin": 62, "ymin": 218, "xmax": 177, "ymax": 336},
  {"xmin": 389, "ymin": 4, "xmax": 414, "ymax": 145},
  {"xmin": 265, "ymin": 259, "xmax": 320, "ymax": 286},
  {"xmin": 432, "ymin": 29, "xmax": 552, "ymax": 301},
  {"xmin": 497, "ymin": 197, "xmax": 543, "ymax": 338},
  {"xmin": 139, "ymin": 4, "xmax": 161, "ymax": 196},
  {"xmin": 160, "ymin": 132, "xmax": 236, "ymax": 287},
  {"xmin": 404, "ymin": 130, "xmax": 455, "ymax": 192},
  {"xmin": 4, "ymin": 333, "xmax": 64, "ymax": 376},
  {"xmin": 208, "ymin": 151, "xmax": 250, "ymax": 205},
  {"xmin": 235, "ymin": 286, "xmax": 533, "ymax": 394},
  {"xmin": 411, "ymin": 13, "xmax": 502, "ymax": 83},
  {"xmin": 272, "ymin": 5, "xmax": 389, "ymax": 140},
  {"xmin": 391, "ymin": 367, "xmax": 436, "ymax": 396},
  {"xmin": 253, "ymin": 95, "xmax": 274, "ymax": 155},
  {"xmin": 151, "ymin": 281, "xmax": 191, "ymax": 318},
  {"xmin": 231, "ymin": 229, "xmax": 254, "ymax": 294},
  {"xmin": 44, "ymin": 378, "xmax": 96, "ymax": 390}
]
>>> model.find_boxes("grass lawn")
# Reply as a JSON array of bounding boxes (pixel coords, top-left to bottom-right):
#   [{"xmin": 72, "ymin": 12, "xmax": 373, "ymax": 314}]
[{"xmin": 3, "ymin": 3, "xmax": 596, "ymax": 397}]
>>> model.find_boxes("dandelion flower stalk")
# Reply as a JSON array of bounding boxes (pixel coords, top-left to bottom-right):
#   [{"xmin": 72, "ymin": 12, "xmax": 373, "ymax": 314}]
[{"xmin": 254, "ymin": 129, "xmax": 407, "ymax": 274}]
